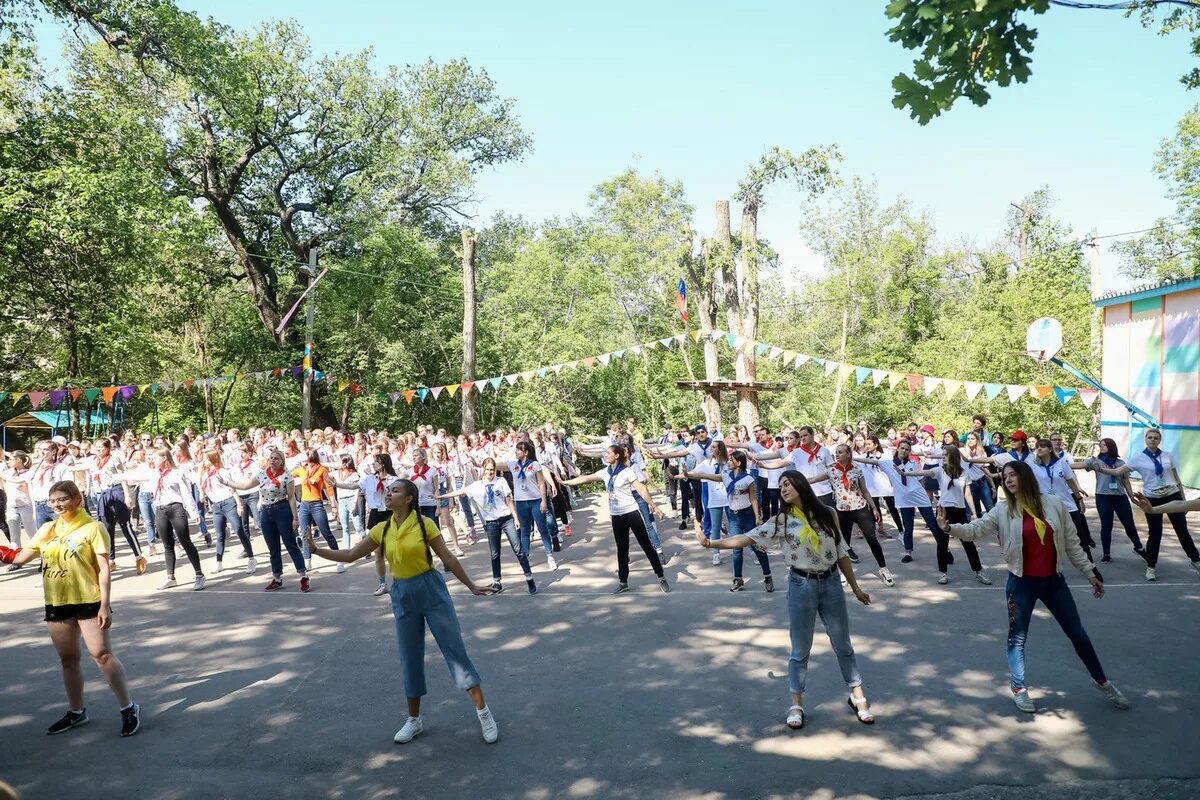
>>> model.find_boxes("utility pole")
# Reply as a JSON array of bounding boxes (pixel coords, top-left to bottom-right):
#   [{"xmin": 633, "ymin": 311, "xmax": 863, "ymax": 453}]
[
  {"xmin": 301, "ymin": 247, "xmax": 317, "ymax": 433},
  {"xmin": 460, "ymin": 231, "xmax": 479, "ymax": 434}
]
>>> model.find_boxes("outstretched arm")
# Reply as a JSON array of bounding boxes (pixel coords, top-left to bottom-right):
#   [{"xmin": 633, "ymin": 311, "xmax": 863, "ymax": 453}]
[{"xmin": 561, "ymin": 469, "xmax": 604, "ymax": 487}]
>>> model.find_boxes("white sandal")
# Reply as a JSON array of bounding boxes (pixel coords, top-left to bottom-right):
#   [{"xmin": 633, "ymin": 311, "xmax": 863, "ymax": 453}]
[
  {"xmin": 786, "ymin": 705, "xmax": 804, "ymax": 729},
  {"xmin": 848, "ymin": 695, "xmax": 874, "ymax": 724}
]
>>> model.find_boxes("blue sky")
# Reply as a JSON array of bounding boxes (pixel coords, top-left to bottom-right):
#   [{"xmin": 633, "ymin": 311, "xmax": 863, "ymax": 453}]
[{"xmin": 34, "ymin": 2, "xmax": 1200, "ymax": 293}]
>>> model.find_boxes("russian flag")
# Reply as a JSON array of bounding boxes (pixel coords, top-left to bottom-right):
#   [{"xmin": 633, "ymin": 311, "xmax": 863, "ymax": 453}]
[{"xmin": 674, "ymin": 278, "xmax": 688, "ymax": 323}]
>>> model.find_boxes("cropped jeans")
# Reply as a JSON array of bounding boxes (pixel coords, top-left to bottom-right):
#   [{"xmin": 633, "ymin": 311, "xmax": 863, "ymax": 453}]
[{"xmin": 787, "ymin": 569, "xmax": 862, "ymax": 696}]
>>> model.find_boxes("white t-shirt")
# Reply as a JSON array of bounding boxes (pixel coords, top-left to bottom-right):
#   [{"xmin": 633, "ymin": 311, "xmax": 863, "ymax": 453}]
[
  {"xmin": 0, "ymin": 466, "xmax": 32, "ymax": 507},
  {"xmin": 406, "ymin": 464, "xmax": 440, "ymax": 507},
  {"xmin": 84, "ymin": 453, "xmax": 125, "ymax": 494},
  {"xmin": 1126, "ymin": 449, "xmax": 1180, "ymax": 497},
  {"xmin": 878, "ymin": 459, "xmax": 932, "ymax": 508},
  {"xmin": 724, "ymin": 469, "xmax": 756, "ymax": 512},
  {"xmin": 1031, "ymin": 458, "xmax": 1078, "ymax": 512},
  {"xmin": 198, "ymin": 465, "xmax": 237, "ymax": 503},
  {"xmin": 508, "ymin": 459, "xmax": 543, "ymax": 502},
  {"xmin": 698, "ymin": 459, "xmax": 729, "ymax": 508},
  {"xmin": 687, "ymin": 439, "xmax": 718, "ymax": 465},
  {"xmin": 934, "ymin": 466, "xmax": 970, "ymax": 508},
  {"xmin": 860, "ymin": 452, "xmax": 893, "ymax": 497},
  {"xmin": 786, "ymin": 446, "xmax": 833, "ymax": 497},
  {"xmin": 992, "ymin": 449, "xmax": 1034, "ymax": 468},
  {"xmin": 465, "ymin": 478, "xmax": 514, "ymax": 522},
  {"xmin": 604, "ymin": 465, "xmax": 640, "ymax": 516}
]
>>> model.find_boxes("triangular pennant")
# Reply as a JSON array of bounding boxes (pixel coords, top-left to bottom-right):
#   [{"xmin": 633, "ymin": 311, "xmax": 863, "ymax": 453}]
[
  {"xmin": 417, "ymin": 388, "xmax": 430, "ymax": 401},
  {"xmin": 691, "ymin": 330, "xmax": 702, "ymax": 342},
  {"xmin": 1006, "ymin": 384, "xmax": 1026, "ymax": 403},
  {"xmin": 28, "ymin": 391, "xmax": 48, "ymax": 410},
  {"xmin": 85, "ymin": 388, "xmax": 102, "ymax": 404},
  {"xmin": 838, "ymin": 363, "xmax": 855, "ymax": 380},
  {"xmin": 48, "ymin": 389, "xmax": 66, "ymax": 408},
  {"xmin": 1078, "ymin": 388, "xmax": 1100, "ymax": 408},
  {"xmin": 404, "ymin": 390, "xmax": 417, "ymax": 404},
  {"xmin": 447, "ymin": 384, "xmax": 460, "ymax": 398},
  {"xmin": 581, "ymin": 357, "xmax": 597, "ymax": 368},
  {"xmin": 489, "ymin": 377, "xmax": 502, "ymax": 391},
  {"xmin": 658, "ymin": 337, "xmax": 674, "ymax": 348},
  {"xmin": 724, "ymin": 333, "xmax": 737, "ymax": 349},
  {"xmin": 520, "ymin": 371, "xmax": 536, "ymax": 381},
  {"xmin": 964, "ymin": 381, "xmax": 983, "ymax": 401},
  {"xmin": 101, "ymin": 386, "xmax": 120, "ymax": 404},
  {"xmin": 755, "ymin": 343, "xmax": 770, "ymax": 357},
  {"xmin": 1053, "ymin": 387, "xmax": 1078, "ymax": 406},
  {"xmin": 505, "ymin": 374, "xmax": 520, "ymax": 385},
  {"xmin": 871, "ymin": 369, "xmax": 887, "ymax": 388},
  {"xmin": 138, "ymin": 385, "xmax": 150, "ymax": 397},
  {"xmin": 674, "ymin": 333, "xmax": 686, "ymax": 342},
  {"xmin": 120, "ymin": 385, "xmax": 137, "ymax": 401},
  {"xmin": 824, "ymin": 360, "xmax": 839, "ymax": 377},
  {"xmin": 349, "ymin": 383, "xmax": 362, "ymax": 395},
  {"xmin": 536, "ymin": 368, "xmax": 548, "ymax": 378},
  {"xmin": 924, "ymin": 377, "xmax": 942, "ymax": 397},
  {"xmin": 768, "ymin": 346, "xmax": 784, "ymax": 361},
  {"xmin": 611, "ymin": 351, "xmax": 626, "ymax": 362},
  {"xmin": 290, "ymin": 366, "xmax": 302, "ymax": 378},
  {"xmin": 906, "ymin": 374, "xmax": 923, "ymax": 395},
  {"xmin": 984, "ymin": 383, "xmax": 1004, "ymax": 401},
  {"xmin": 629, "ymin": 345, "xmax": 642, "ymax": 355},
  {"xmin": 942, "ymin": 379, "xmax": 962, "ymax": 400},
  {"xmin": 338, "ymin": 380, "xmax": 349, "ymax": 392},
  {"xmin": 0, "ymin": 392, "xmax": 7, "ymax": 405},
  {"xmin": 1031, "ymin": 385, "xmax": 1054, "ymax": 400},
  {"xmin": 793, "ymin": 354, "xmax": 811, "ymax": 368},
  {"xmin": 431, "ymin": 386, "xmax": 444, "ymax": 399},
  {"xmin": 598, "ymin": 354, "xmax": 612, "ymax": 366},
  {"xmin": 855, "ymin": 366, "xmax": 871, "ymax": 385},
  {"xmin": 385, "ymin": 391, "xmax": 399, "ymax": 404},
  {"xmin": 11, "ymin": 392, "xmax": 25, "ymax": 405},
  {"xmin": 68, "ymin": 388, "xmax": 83, "ymax": 401},
  {"xmin": 183, "ymin": 380, "xmax": 195, "ymax": 389},
  {"xmin": 462, "ymin": 381, "xmax": 475, "ymax": 393},
  {"xmin": 888, "ymin": 372, "xmax": 904, "ymax": 390}
]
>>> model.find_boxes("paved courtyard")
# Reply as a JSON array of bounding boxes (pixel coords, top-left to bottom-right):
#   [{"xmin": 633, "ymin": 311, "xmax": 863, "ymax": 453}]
[{"xmin": 1, "ymin": 492, "xmax": 1198, "ymax": 800}]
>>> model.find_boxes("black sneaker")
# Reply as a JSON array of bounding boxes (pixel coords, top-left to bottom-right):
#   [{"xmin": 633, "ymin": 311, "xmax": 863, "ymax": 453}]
[
  {"xmin": 526, "ymin": 578, "xmax": 537, "ymax": 595},
  {"xmin": 1101, "ymin": 554, "xmax": 1112, "ymax": 563},
  {"xmin": 658, "ymin": 578, "xmax": 671, "ymax": 594},
  {"xmin": 730, "ymin": 578, "xmax": 745, "ymax": 592},
  {"xmin": 490, "ymin": 581, "xmax": 504, "ymax": 594},
  {"xmin": 613, "ymin": 582, "xmax": 630, "ymax": 594},
  {"xmin": 764, "ymin": 575, "xmax": 775, "ymax": 592},
  {"xmin": 678, "ymin": 520, "xmax": 689, "ymax": 530},
  {"xmin": 552, "ymin": 537, "xmax": 562, "ymax": 553},
  {"xmin": 901, "ymin": 554, "xmax": 914, "ymax": 563},
  {"xmin": 120, "ymin": 702, "xmax": 141, "ymax": 737},
  {"xmin": 47, "ymin": 709, "xmax": 89, "ymax": 735},
  {"xmin": 847, "ymin": 548, "xmax": 860, "ymax": 564}
]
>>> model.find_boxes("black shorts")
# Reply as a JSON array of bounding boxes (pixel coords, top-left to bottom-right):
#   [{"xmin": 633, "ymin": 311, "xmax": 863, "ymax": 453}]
[{"xmin": 44, "ymin": 602, "xmax": 102, "ymax": 623}]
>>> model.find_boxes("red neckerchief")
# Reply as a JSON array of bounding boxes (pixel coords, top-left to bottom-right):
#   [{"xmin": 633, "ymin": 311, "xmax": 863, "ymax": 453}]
[
  {"xmin": 304, "ymin": 464, "xmax": 325, "ymax": 490},
  {"xmin": 203, "ymin": 467, "xmax": 220, "ymax": 493},
  {"xmin": 240, "ymin": 457, "xmax": 253, "ymax": 472},
  {"xmin": 265, "ymin": 468, "xmax": 283, "ymax": 488},
  {"xmin": 411, "ymin": 464, "xmax": 430, "ymax": 482},
  {"xmin": 375, "ymin": 476, "xmax": 385, "ymax": 494},
  {"xmin": 36, "ymin": 462, "xmax": 56, "ymax": 486},
  {"xmin": 833, "ymin": 462, "xmax": 854, "ymax": 489},
  {"xmin": 154, "ymin": 467, "xmax": 171, "ymax": 499},
  {"xmin": 94, "ymin": 454, "xmax": 111, "ymax": 477},
  {"xmin": 799, "ymin": 444, "xmax": 820, "ymax": 463}
]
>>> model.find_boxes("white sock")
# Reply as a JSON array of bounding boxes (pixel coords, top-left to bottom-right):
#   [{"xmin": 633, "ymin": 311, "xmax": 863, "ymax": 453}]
[
  {"xmin": 476, "ymin": 705, "xmax": 490, "ymax": 718},
  {"xmin": 120, "ymin": 702, "xmax": 135, "ymax": 712}
]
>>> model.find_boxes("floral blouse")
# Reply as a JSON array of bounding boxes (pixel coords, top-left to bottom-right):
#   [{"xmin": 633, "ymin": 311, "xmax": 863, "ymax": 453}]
[
  {"xmin": 827, "ymin": 464, "xmax": 868, "ymax": 512},
  {"xmin": 745, "ymin": 509, "xmax": 849, "ymax": 570}
]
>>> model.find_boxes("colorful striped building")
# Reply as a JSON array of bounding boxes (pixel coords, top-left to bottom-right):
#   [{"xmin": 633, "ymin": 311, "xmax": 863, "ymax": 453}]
[{"xmin": 1095, "ymin": 277, "xmax": 1200, "ymax": 487}]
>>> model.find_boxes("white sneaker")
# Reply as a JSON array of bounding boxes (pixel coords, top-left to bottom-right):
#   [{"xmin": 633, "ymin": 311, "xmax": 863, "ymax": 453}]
[
  {"xmin": 214, "ymin": 560, "xmax": 224, "ymax": 574},
  {"xmin": 193, "ymin": 575, "xmax": 206, "ymax": 591},
  {"xmin": 975, "ymin": 570, "xmax": 993, "ymax": 586},
  {"xmin": 937, "ymin": 573, "xmax": 949, "ymax": 585},
  {"xmin": 305, "ymin": 559, "xmax": 313, "ymax": 572},
  {"xmin": 373, "ymin": 583, "xmax": 388, "ymax": 597},
  {"xmin": 712, "ymin": 551, "xmax": 721, "ymax": 566},
  {"xmin": 547, "ymin": 555, "xmax": 558, "ymax": 570},
  {"xmin": 477, "ymin": 707, "xmax": 499, "ymax": 743},
  {"xmin": 245, "ymin": 557, "xmax": 256, "ymax": 574},
  {"xmin": 337, "ymin": 563, "xmax": 346, "ymax": 574},
  {"xmin": 879, "ymin": 567, "xmax": 895, "ymax": 587},
  {"xmin": 1146, "ymin": 567, "xmax": 1157, "ymax": 582},
  {"xmin": 1095, "ymin": 681, "xmax": 1131, "ymax": 709},
  {"xmin": 156, "ymin": 577, "xmax": 177, "ymax": 590},
  {"xmin": 1012, "ymin": 688, "xmax": 1036, "ymax": 713},
  {"xmin": 393, "ymin": 716, "xmax": 423, "ymax": 743}
]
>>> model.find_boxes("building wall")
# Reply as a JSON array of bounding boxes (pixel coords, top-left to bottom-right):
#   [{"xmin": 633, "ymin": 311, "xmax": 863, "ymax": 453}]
[{"xmin": 1100, "ymin": 286, "xmax": 1200, "ymax": 488}]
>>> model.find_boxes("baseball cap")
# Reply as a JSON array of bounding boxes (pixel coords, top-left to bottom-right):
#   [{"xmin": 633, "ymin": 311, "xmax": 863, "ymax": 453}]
[
  {"xmin": 693, "ymin": 424, "xmax": 708, "ymax": 434},
  {"xmin": 919, "ymin": 424, "xmax": 935, "ymax": 435},
  {"xmin": 1011, "ymin": 430, "xmax": 1028, "ymax": 441}
]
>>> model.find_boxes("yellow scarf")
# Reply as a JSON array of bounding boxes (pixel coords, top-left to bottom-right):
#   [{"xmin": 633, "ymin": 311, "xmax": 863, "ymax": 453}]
[
  {"xmin": 1017, "ymin": 499, "xmax": 1049, "ymax": 545},
  {"xmin": 788, "ymin": 506, "xmax": 824, "ymax": 552}
]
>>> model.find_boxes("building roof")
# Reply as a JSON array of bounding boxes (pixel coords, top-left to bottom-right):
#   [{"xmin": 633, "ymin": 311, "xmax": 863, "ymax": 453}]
[
  {"xmin": 1092, "ymin": 276, "xmax": 1200, "ymax": 308},
  {"xmin": 1, "ymin": 411, "xmax": 111, "ymax": 430}
]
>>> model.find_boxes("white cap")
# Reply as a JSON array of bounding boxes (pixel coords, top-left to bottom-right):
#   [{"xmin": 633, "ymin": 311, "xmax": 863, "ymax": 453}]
[{"xmin": 51, "ymin": 435, "xmax": 68, "ymax": 446}]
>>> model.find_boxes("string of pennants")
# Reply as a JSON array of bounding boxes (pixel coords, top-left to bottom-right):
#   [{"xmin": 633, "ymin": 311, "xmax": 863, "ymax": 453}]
[
  {"xmin": 328, "ymin": 329, "xmax": 1098, "ymax": 409},
  {"xmin": 2, "ymin": 366, "xmax": 306, "ymax": 412}
]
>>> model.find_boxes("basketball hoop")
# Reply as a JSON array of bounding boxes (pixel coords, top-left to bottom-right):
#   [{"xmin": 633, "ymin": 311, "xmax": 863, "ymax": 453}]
[{"xmin": 1025, "ymin": 318, "xmax": 1062, "ymax": 364}]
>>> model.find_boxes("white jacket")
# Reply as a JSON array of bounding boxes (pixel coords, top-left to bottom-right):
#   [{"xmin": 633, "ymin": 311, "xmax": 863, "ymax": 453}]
[{"xmin": 947, "ymin": 494, "xmax": 1095, "ymax": 578}]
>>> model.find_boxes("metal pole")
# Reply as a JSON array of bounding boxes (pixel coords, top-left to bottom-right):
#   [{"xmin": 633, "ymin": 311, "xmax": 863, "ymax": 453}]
[{"xmin": 301, "ymin": 248, "xmax": 317, "ymax": 433}]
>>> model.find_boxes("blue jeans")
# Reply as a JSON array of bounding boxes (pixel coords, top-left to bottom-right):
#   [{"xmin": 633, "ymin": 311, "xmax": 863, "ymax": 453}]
[
  {"xmin": 1006, "ymin": 572, "xmax": 1106, "ymax": 690},
  {"xmin": 898, "ymin": 505, "xmax": 943, "ymax": 553},
  {"xmin": 192, "ymin": 484, "xmax": 209, "ymax": 538},
  {"xmin": 338, "ymin": 495, "xmax": 365, "ymax": 548},
  {"xmin": 484, "ymin": 515, "xmax": 532, "ymax": 580},
  {"xmin": 515, "ymin": 498, "xmax": 553, "ymax": 556},
  {"xmin": 728, "ymin": 506, "xmax": 770, "ymax": 578},
  {"xmin": 706, "ymin": 505, "xmax": 729, "ymax": 542},
  {"xmin": 787, "ymin": 569, "xmax": 862, "ymax": 695},
  {"xmin": 238, "ymin": 493, "xmax": 259, "ymax": 537},
  {"xmin": 212, "ymin": 496, "xmax": 253, "ymax": 559},
  {"xmin": 454, "ymin": 477, "xmax": 476, "ymax": 531},
  {"xmin": 390, "ymin": 569, "xmax": 481, "ymax": 698},
  {"xmin": 260, "ymin": 501, "xmax": 305, "ymax": 577},
  {"xmin": 34, "ymin": 500, "xmax": 55, "ymax": 528},
  {"xmin": 634, "ymin": 492, "xmax": 661, "ymax": 549},
  {"xmin": 137, "ymin": 491, "xmax": 157, "ymax": 545},
  {"xmin": 970, "ymin": 478, "xmax": 995, "ymax": 517},
  {"xmin": 299, "ymin": 500, "xmax": 339, "ymax": 559}
]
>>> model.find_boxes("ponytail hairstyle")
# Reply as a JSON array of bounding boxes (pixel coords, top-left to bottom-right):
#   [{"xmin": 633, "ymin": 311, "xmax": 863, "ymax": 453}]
[
  {"xmin": 1000, "ymin": 461, "xmax": 1045, "ymax": 519},
  {"xmin": 711, "ymin": 440, "xmax": 729, "ymax": 464},
  {"xmin": 306, "ymin": 448, "xmax": 322, "ymax": 465},
  {"xmin": 153, "ymin": 447, "xmax": 177, "ymax": 470},
  {"xmin": 778, "ymin": 469, "xmax": 841, "ymax": 544},
  {"xmin": 727, "ymin": 450, "xmax": 748, "ymax": 473},
  {"xmin": 607, "ymin": 444, "xmax": 628, "ymax": 467},
  {"xmin": 943, "ymin": 446, "xmax": 964, "ymax": 480},
  {"xmin": 515, "ymin": 440, "xmax": 537, "ymax": 462}
]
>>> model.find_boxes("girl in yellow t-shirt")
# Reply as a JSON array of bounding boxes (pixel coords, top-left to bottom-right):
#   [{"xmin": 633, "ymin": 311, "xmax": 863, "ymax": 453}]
[
  {"xmin": 1, "ymin": 480, "xmax": 141, "ymax": 737},
  {"xmin": 305, "ymin": 478, "xmax": 498, "ymax": 745}
]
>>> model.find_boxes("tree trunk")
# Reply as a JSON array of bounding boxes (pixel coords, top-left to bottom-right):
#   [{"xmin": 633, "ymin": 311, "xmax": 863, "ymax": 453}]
[
  {"xmin": 736, "ymin": 199, "xmax": 761, "ymax": 428},
  {"xmin": 460, "ymin": 230, "xmax": 479, "ymax": 434},
  {"xmin": 690, "ymin": 243, "xmax": 722, "ymax": 432},
  {"xmin": 826, "ymin": 304, "xmax": 849, "ymax": 429},
  {"xmin": 340, "ymin": 393, "xmax": 351, "ymax": 431},
  {"xmin": 66, "ymin": 324, "xmax": 80, "ymax": 439}
]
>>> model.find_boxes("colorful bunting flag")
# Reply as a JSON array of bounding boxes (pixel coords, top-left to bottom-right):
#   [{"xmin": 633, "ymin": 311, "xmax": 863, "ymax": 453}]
[
  {"xmin": 984, "ymin": 383, "xmax": 1004, "ymax": 401},
  {"xmin": 1006, "ymin": 384, "xmax": 1026, "ymax": 403},
  {"xmin": 964, "ymin": 381, "xmax": 983, "ymax": 401},
  {"xmin": 906, "ymin": 374, "xmax": 923, "ymax": 395},
  {"xmin": 871, "ymin": 369, "xmax": 887, "ymax": 388},
  {"xmin": 1053, "ymin": 387, "xmax": 1077, "ymax": 405},
  {"xmin": 28, "ymin": 391, "xmax": 48, "ymax": 410},
  {"xmin": 1078, "ymin": 388, "xmax": 1100, "ymax": 408}
]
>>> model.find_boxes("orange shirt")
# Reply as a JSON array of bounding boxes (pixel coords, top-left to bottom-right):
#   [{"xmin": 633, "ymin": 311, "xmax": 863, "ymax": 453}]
[{"xmin": 292, "ymin": 463, "xmax": 329, "ymax": 502}]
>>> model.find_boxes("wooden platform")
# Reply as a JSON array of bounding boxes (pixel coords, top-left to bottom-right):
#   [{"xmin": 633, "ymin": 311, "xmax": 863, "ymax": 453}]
[{"xmin": 675, "ymin": 379, "xmax": 788, "ymax": 393}]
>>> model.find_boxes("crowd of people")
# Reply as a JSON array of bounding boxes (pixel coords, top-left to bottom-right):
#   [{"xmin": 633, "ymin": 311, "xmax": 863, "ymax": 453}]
[{"xmin": 1, "ymin": 413, "xmax": 1196, "ymax": 742}]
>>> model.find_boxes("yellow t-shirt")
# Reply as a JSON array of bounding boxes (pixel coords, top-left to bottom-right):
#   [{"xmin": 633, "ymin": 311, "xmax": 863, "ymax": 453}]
[
  {"xmin": 369, "ymin": 511, "xmax": 442, "ymax": 579},
  {"xmin": 28, "ymin": 512, "xmax": 111, "ymax": 606}
]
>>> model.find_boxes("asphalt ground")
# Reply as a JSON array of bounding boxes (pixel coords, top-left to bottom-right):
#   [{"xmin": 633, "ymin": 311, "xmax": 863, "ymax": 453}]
[{"xmin": 1, "ymin": 488, "xmax": 1198, "ymax": 800}]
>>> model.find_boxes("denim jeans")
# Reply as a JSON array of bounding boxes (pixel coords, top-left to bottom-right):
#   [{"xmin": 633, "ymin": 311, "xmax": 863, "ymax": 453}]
[
  {"xmin": 299, "ymin": 499, "xmax": 339, "ymax": 559},
  {"xmin": 34, "ymin": 500, "xmax": 55, "ymax": 528},
  {"xmin": 634, "ymin": 492, "xmax": 661, "ymax": 549},
  {"xmin": 970, "ymin": 478, "xmax": 995, "ymax": 517},
  {"xmin": 706, "ymin": 505, "xmax": 729, "ymax": 542},
  {"xmin": 337, "ymin": 495, "xmax": 365, "ymax": 549},
  {"xmin": 137, "ymin": 491, "xmax": 157, "ymax": 545},
  {"xmin": 454, "ymin": 477, "xmax": 476, "ymax": 530},
  {"xmin": 212, "ymin": 496, "xmax": 253, "ymax": 559},
  {"xmin": 1005, "ymin": 572, "xmax": 1106, "ymax": 690},
  {"xmin": 1094, "ymin": 493, "xmax": 1143, "ymax": 556},
  {"xmin": 787, "ymin": 569, "xmax": 862, "ymax": 695},
  {"xmin": 390, "ymin": 569, "xmax": 481, "ymax": 698},
  {"xmin": 192, "ymin": 484, "xmax": 209, "ymax": 539},
  {"xmin": 261, "ymin": 501, "xmax": 305, "ymax": 577},
  {"xmin": 484, "ymin": 515, "xmax": 532, "ymax": 580},
  {"xmin": 515, "ymin": 498, "xmax": 553, "ymax": 556},
  {"xmin": 898, "ymin": 505, "xmax": 943, "ymax": 553},
  {"xmin": 728, "ymin": 506, "xmax": 770, "ymax": 578},
  {"xmin": 238, "ymin": 492, "xmax": 259, "ymax": 537}
]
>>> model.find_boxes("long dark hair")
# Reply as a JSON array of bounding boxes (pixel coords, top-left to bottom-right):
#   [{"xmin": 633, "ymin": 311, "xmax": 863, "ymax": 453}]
[
  {"xmin": 1099, "ymin": 437, "xmax": 1121, "ymax": 461},
  {"xmin": 943, "ymin": 446, "xmax": 964, "ymax": 480},
  {"xmin": 1000, "ymin": 461, "xmax": 1044, "ymax": 519},
  {"xmin": 374, "ymin": 452, "xmax": 397, "ymax": 477},
  {"xmin": 778, "ymin": 469, "xmax": 841, "ymax": 543}
]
